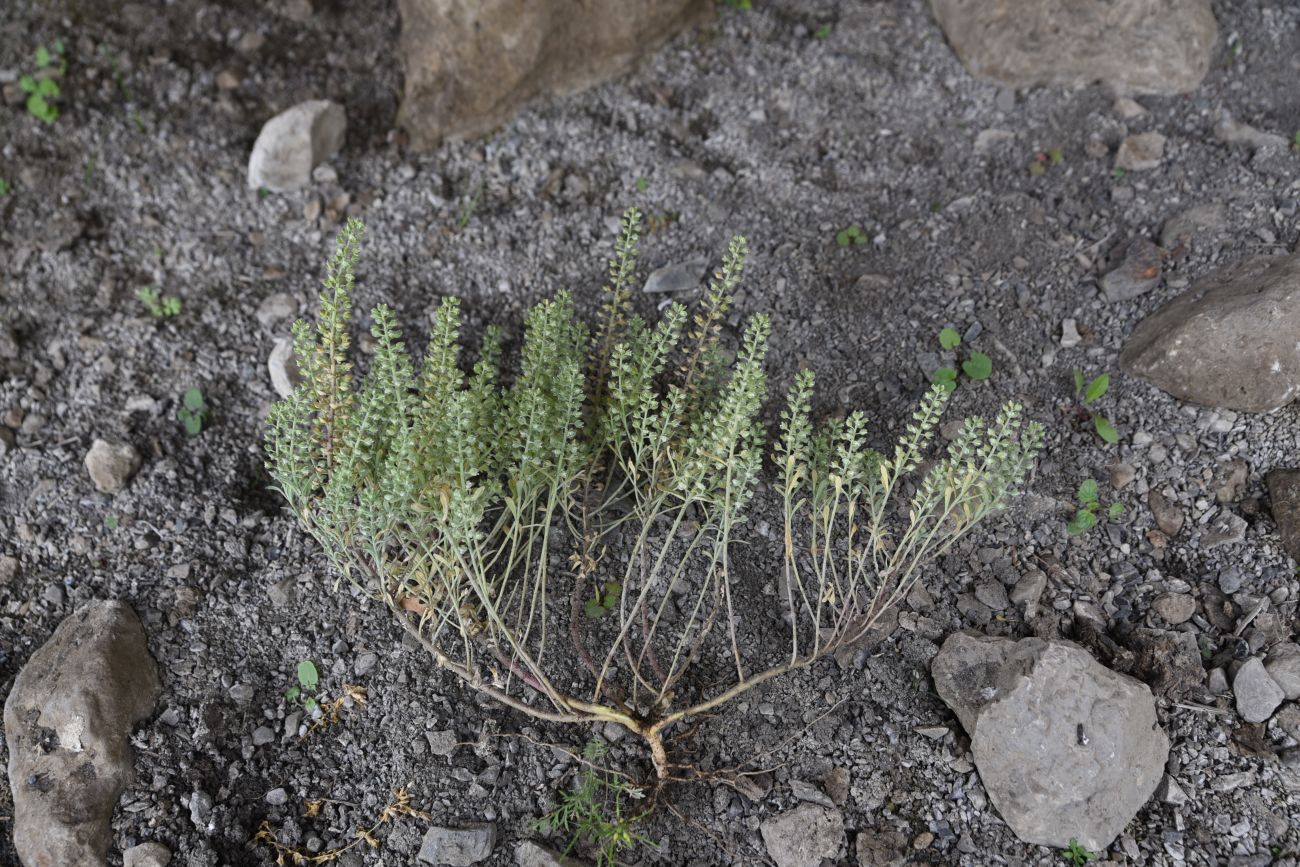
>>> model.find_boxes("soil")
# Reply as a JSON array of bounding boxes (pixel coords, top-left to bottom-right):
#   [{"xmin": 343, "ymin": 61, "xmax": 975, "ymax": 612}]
[{"xmin": 2, "ymin": 0, "xmax": 1300, "ymax": 865}]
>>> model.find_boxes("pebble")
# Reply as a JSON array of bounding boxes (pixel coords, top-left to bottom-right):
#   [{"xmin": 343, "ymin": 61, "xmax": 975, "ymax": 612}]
[
  {"xmin": 268, "ymin": 337, "xmax": 303, "ymax": 398},
  {"xmin": 123, "ymin": 841, "xmax": 172, "ymax": 867},
  {"xmin": 1101, "ymin": 238, "xmax": 1162, "ymax": 302},
  {"xmin": 760, "ymin": 804, "xmax": 846, "ymax": 867},
  {"xmin": 426, "ymin": 729, "xmax": 458, "ymax": 756},
  {"xmin": 1060, "ymin": 318, "xmax": 1081, "ymax": 348},
  {"xmin": 642, "ymin": 258, "xmax": 708, "ymax": 294},
  {"xmin": 84, "ymin": 439, "xmax": 143, "ymax": 494},
  {"xmin": 190, "ymin": 790, "xmax": 214, "ymax": 831},
  {"xmin": 790, "ymin": 779, "xmax": 836, "ymax": 809},
  {"xmin": 1202, "ymin": 511, "xmax": 1247, "ymax": 549},
  {"xmin": 956, "ymin": 593, "xmax": 992, "ymax": 625},
  {"xmin": 354, "ymin": 651, "xmax": 378, "ymax": 676},
  {"xmin": 247, "ymin": 100, "xmax": 347, "ymax": 192},
  {"xmin": 1151, "ymin": 592, "xmax": 1195, "ymax": 625},
  {"xmin": 974, "ymin": 579, "xmax": 1009, "ymax": 611},
  {"xmin": 1263, "ymin": 643, "xmax": 1300, "ymax": 700},
  {"xmin": 1207, "ymin": 667, "xmax": 1229, "ymax": 694},
  {"xmin": 1115, "ymin": 132, "xmax": 1166, "ymax": 172},
  {"xmin": 1113, "ymin": 97, "xmax": 1147, "ymax": 119},
  {"xmin": 0, "ymin": 426, "xmax": 14, "ymax": 457},
  {"xmin": 229, "ymin": 683, "xmax": 254, "ymax": 703},
  {"xmin": 256, "ymin": 292, "xmax": 297, "ymax": 327},
  {"xmin": 1148, "ymin": 491, "xmax": 1184, "ymax": 537},
  {"xmin": 252, "ymin": 726, "xmax": 275, "ymax": 746},
  {"xmin": 265, "ymin": 787, "xmax": 289, "ymax": 806},
  {"xmin": 1109, "ymin": 463, "xmax": 1136, "ymax": 490},
  {"xmin": 418, "ymin": 823, "xmax": 497, "ymax": 865},
  {"xmin": 0, "ymin": 555, "xmax": 17, "ymax": 584},
  {"xmin": 1232, "ymin": 657, "xmax": 1284, "ymax": 723},
  {"xmin": 1010, "ymin": 569, "xmax": 1047, "ymax": 616}
]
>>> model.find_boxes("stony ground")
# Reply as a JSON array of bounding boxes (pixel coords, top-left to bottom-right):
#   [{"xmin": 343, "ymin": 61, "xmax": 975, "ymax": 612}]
[{"xmin": 2, "ymin": 0, "xmax": 1300, "ymax": 865}]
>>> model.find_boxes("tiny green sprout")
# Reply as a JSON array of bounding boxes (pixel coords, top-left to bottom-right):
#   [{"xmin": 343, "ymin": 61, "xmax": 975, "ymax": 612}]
[
  {"xmin": 635, "ymin": 177, "xmax": 649, "ymax": 193},
  {"xmin": 257, "ymin": 186, "xmax": 271, "ymax": 200},
  {"xmin": 1067, "ymin": 478, "xmax": 1123, "ymax": 536},
  {"xmin": 35, "ymin": 45, "xmax": 51, "ymax": 68},
  {"xmin": 0, "ymin": 177, "xmax": 10, "ymax": 197},
  {"xmin": 584, "ymin": 581, "xmax": 622, "ymax": 620},
  {"xmin": 835, "ymin": 224, "xmax": 869, "ymax": 247},
  {"xmin": 813, "ymin": 24, "xmax": 833, "ymax": 39},
  {"xmin": 105, "ymin": 513, "xmax": 120, "ymax": 530},
  {"xmin": 457, "ymin": 180, "xmax": 484, "ymax": 230},
  {"xmin": 137, "ymin": 286, "xmax": 182, "ymax": 318},
  {"xmin": 1048, "ymin": 147, "xmax": 1064, "ymax": 165},
  {"xmin": 723, "ymin": 0, "xmax": 752, "ymax": 8},
  {"xmin": 1111, "ymin": 167, "xmax": 1126, "ymax": 179},
  {"xmin": 287, "ymin": 659, "xmax": 321, "ymax": 712},
  {"xmin": 21, "ymin": 42, "xmax": 66, "ymax": 123},
  {"xmin": 1293, "ymin": 131, "xmax": 1300, "ymax": 151},
  {"xmin": 1063, "ymin": 838, "xmax": 1100, "ymax": 866},
  {"xmin": 931, "ymin": 327, "xmax": 992, "ymax": 390},
  {"xmin": 177, "ymin": 388, "xmax": 209, "ymax": 437},
  {"xmin": 1072, "ymin": 369, "xmax": 1118, "ymax": 444}
]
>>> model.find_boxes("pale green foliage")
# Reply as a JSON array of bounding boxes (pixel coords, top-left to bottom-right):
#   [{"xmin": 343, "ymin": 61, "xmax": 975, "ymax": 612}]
[
  {"xmin": 266, "ymin": 210, "xmax": 1044, "ymax": 775},
  {"xmin": 532, "ymin": 739, "xmax": 650, "ymax": 866}
]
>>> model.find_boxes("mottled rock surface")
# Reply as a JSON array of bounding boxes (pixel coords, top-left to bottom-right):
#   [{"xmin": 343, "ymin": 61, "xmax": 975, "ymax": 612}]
[
  {"xmin": 759, "ymin": 803, "xmax": 846, "ymax": 867},
  {"xmin": 398, "ymin": 0, "xmax": 710, "ymax": 149},
  {"xmin": 1120, "ymin": 254, "xmax": 1300, "ymax": 412},
  {"xmin": 929, "ymin": 0, "xmax": 1216, "ymax": 95},
  {"xmin": 247, "ymin": 100, "xmax": 346, "ymax": 192},
  {"xmin": 932, "ymin": 634, "xmax": 1168, "ymax": 850},
  {"xmin": 4, "ymin": 601, "xmax": 161, "ymax": 867}
]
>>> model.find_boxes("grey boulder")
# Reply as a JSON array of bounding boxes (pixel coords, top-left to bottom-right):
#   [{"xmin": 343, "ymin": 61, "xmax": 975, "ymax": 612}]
[
  {"xmin": 4, "ymin": 601, "xmax": 161, "ymax": 867},
  {"xmin": 759, "ymin": 803, "xmax": 845, "ymax": 867},
  {"xmin": 931, "ymin": 634, "xmax": 1168, "ymax": 850},
  {"xmin": 1120, "ymin": 254, "xmax": 1300, "ymax": 412},
  {"xmin": 928, "ymin": 0, "xmax": 1216, "ymax": 95},
  {"xmin": 399, "ymin": 0, "xmax": 709, "ymax": 150},
  {"xmin": 247, "ymin": 100, "xmax": 346, "ymax": 192}
]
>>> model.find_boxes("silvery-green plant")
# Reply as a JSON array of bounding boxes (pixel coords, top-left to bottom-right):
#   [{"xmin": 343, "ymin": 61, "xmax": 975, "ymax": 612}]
[{"xmin": 266, "ymin": 210, "xmax": 1043, "ymax": 783}]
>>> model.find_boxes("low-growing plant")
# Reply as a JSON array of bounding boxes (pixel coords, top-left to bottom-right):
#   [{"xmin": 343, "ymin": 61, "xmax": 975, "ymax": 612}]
[
  {"xmin": 0, "ymin": 177, "xmax": 10, "ymax": 196},
  {"xmin": 835, "ymin": 224, "xmax": 868, "ymax": 247},
  {"xmin": 137, "ymin": 286, "xmax": 182, "ymax": 318},
  {"xmin": 533, "ymin": 739, "xmax": 652, "ymax": 866},
  {"xmin": 1069, "ymin": 369, "xmax": 1118, "ymax": 444},
  {"xmin": 19, "ymin": 40, "xmax": 66, "ymax": 124},
  {"xmin": 931, "ymin": 326, "xmax": 992, "ymax": 391},
  {"xmin": 1066, "ymin": 478, "xmax": 1123, "ymax": 536},
  {"xmin": 285, "ymin": 659, "xmax": 320, "ymax": 712},
  {"xmin": 812, "ymin": 23, "xmax": 833, "ymax": 40},
  {"xmin": 1063, "ymin": 837, "xmax": 1100, "ymax": 866},
  {"xmin": 178, "ymin": 387, "xmax": 209, "ymax": 436},
  {"xmin": 265, "ymin": 210, "xmax": 1043, "ymax": 786}
]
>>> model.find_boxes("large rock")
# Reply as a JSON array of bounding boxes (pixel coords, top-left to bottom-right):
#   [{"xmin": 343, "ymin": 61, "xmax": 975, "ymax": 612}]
[
  {"xmin": 931, "ymin": 634, "xmax": 1168, "ymax": 851},
  {"xmin": 929, "ymin": 0, "xmax": 1216, "ymax": 95},
  {"xmin": 418, "ymin": 823, "xmax": 496, "ymax": 865},
  {"xmin": 759, "ymin": 804, "xmax": 846, "ymax": 867},
  {"xmin": 398, "ymin": 0, "xmax": 710, "ymax": 149},
  {"xmin": 247, "ymin": 100, "xmax": 346, "ymax": 192},
  {"xmin": 1266, "ymin": 469, "xmax": 1300, "ymax": 563},
  {"xmin": 1120, "ymin": 254, "xmax": 1300, "ymax": 412},
  {"xmin": 4, "ymin": 601, "xmax": 161, "ymax": 867}
]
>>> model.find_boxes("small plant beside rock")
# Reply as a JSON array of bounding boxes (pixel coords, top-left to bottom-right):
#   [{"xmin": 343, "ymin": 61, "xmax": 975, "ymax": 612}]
[
  {"xmin": 136, "ymin": 286, "xmax": 182, "ymax": 318},
  {"xmin": 1068, "ymin": 369, "xmax": 1118, "ymax": 444},
  {"xmin": 1067, "ymin": 479, "xmax": 1123, "ymax": 536}
]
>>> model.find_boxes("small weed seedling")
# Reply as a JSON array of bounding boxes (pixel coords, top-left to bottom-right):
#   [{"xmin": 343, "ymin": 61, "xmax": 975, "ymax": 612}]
[
  {"xmin": 584, "ymin": 581, "xmax": 622, "ymax": 620},
  {"xmin": 456, "ymin": 181, "xmax": 483, "ymax": 231},
  {"xmin": 835, "ymin": 224, "xmax": 869, "ymax": 247},
  {"xmin": 534, "ymin": 740, "xmax": 652, "ymax": 867},
  {"xmin": 635, "ymin": 176, "xmax": 649, "ymax": 193},
  {"xmin": 177, "ymin": 388, "xmax": 209, "ymax": 436},
  {"xmin": 813, "ymin": 23, "xmax": 834, "ymax": 40},
  {"xmin": 1067, "ymin": 479, "xmax": 1123, "ymax": 536},
  {"xmin": 0, "ymin": 178, "xmax": 10, "ymax": 196},
  {"xmin": 1063, "ymin": 838, "xmax": 1100, "ymax": 866},
  {"xmin": 285, "ymin": 659, "xmax": 320, "ymax": 712},
  {"xmin": 1070, "ymin": 369, "xmax": 1118, "ymax": 444},
  {"xmin": 136, "ymin": 286, "xmax": 182, "ymax": 318},
  {"xmin": 20, "ymin": 40, "xmax": 67, "ymax": 123},
  {"xmin": 722, "ymin": 0, "xmax": 752, "ymax": 9},
  {"xmin": 931, "ymin": 326, "xmax": 992, "ymax": 391},
  {"xmin": 1029, "ymin": 147, "xmax": 1064, "ymax": 176},
  {"xmin": 1293, "ymin": 131, "xmax": 1300, "ymax": 152}
]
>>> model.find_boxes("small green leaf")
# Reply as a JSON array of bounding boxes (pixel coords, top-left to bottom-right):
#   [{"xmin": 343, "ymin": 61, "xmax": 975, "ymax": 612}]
[
  {"xmin": 303, "ymin": 697, "xmax": 318, "ymax": 713},
  {"xmin": 1093, "ymin": 414, "xmax": 1118, "ymax": 444},
  {"xmin": 635, "ymin": 177, "xmax": 648, "ymax": 192},
  {"xmin": 962, "ymin": 352, "xmax": 992, "ymax": 380},
  {"xmin": 1111, "ymin": 167, "xmax": 1126, "ymax": 179},
  {"xmin": 931, "ymin": 367, "xmax": 958, "ymax": 390},
  {"xmin": 36, "ymin": 78, "xmax": 59, "ymax": 98},
  {"xmin": 1047, "ymin": 147, "xmax": 1063, "ymax": 165},
  {"xmin": 180, "ymin": 412, "xmax": 202, "ymax": 436},
  {"xmin": 296, "ymin": 659, "xmax": 319, "ymax": 691},
  {"xmin": 812, "ymin": 23, "xmax": 833, "ymax": 39},
  {"xmin": 35, "ymin": 45, "xmax": 51, "ymax": 68},
  {"xmin": 1077, "ymin": 479, "xmax": 1099, "ymax": 505},
  {"xmin": 1028, "ymin": 160, "xmax": 1047, "ymax": 177},
  {"xmin": 19, "ymin": 74, "xmax": 36, "ymax": 94},
  {"xmin": 105, "ymin": 513, "xmax": 119, "ymax": 530},
  {"xmin": 184, "ymin": 388, "xmax": 206, "ymax": 412},
  {"xmin": 1067, "ymin": 509, "xmax": 1098, "ymax": 536},
  {"xmin": 285, "ymin": 686, "xmax": 300, "ymax": 703},
  {"xmin": 938, "ymin": 327, "xmax": 961, "ymax": 350},
  {"xmin": 835, "ymin": 225, "xmax": 866, "ymax": 247},
  {"xmin": 52, "ymin": 38, "xmax": 65, "ymax": 55},
  {"xmin": 1083, "ymin": 373, "xmax": 1110, "ymax": 404},
  {"xmin": 1107, "ymin": 502, "xmax": 1125, "ymax": 519},
  {"xmin": 1073, "ymin": 368, "xmax": 1085, "ymax": 394},
  {"xmin": 584, "ymin": 598, "xmax": 606, "ymax": 619}
]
